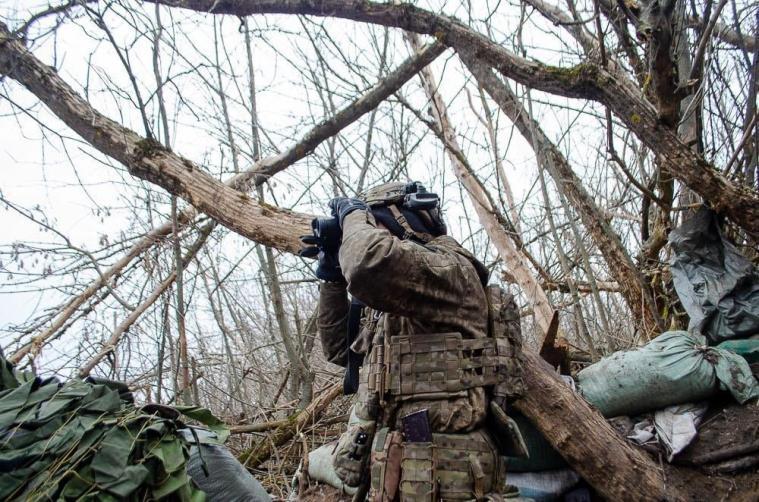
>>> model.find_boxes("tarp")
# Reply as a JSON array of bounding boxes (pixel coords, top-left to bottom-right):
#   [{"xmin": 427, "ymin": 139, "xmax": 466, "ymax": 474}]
[
  {"xmin": 669, "ymin": 208, "xmax": 759, "ymax": 344},
  {"xmin": 504, "ymin": 411, "xmax": 567, "ymax": 472},
  {"xmin": 577, "ymin": 331, "xmax": 759, "ymax": 417}
]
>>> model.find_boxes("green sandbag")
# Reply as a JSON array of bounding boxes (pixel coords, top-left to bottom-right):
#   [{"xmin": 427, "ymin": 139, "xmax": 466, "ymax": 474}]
[
  {"xmin": 717, "ymin": 339, "xmax": 759, "ymax": 364},
  {"xmin": 504, "ymin": 412, "xmax": 567, "ymax": 472},
  {"xmin": 577, "ymin": 331, "xmax": 759, "ymax": 418}
]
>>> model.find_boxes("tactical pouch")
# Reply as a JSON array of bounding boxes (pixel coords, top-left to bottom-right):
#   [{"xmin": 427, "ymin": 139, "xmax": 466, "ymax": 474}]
[
  {"xmin": 333, "ymin": 411, "xmax": 376, "ymax": 487},
  {"xmin": 369, "ymin": 427, "xmax": 403, "ymax": 502},
  {"xmin": 398, "ymin": 429, "xmax": 505, "ymax": 501},
  {"xmin": 385, "ymin": 333, "xmax": 505, "ymax": 396},
  {"xmin": 399, "ymin": 441, "xmax": 435, "ymax": 500},
  {"xmin": 487, "ymin": 285, "xmax": 525, "ymax": 399}
]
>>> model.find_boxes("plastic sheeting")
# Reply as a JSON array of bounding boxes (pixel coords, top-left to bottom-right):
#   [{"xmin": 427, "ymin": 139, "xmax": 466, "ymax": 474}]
[
  {"xmin": 654, "ymin": 402, "xmax": 708, "ymax": 462},
  {"xmin": 508, "ymin": 469, "xmax": 580, "ymax": 502},
  {"xmin": 669, "ymin": 208, "xmax": 759, "ymax": 344},
  {"xmin": 577, "ymin": 331, "xmax": 759, "ymax": 417}
]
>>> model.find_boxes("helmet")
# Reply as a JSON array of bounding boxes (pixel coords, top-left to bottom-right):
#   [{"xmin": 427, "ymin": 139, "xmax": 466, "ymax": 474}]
[{"xmin": 362, "ymin": 181, "xmax": 447, "ymax": 242}]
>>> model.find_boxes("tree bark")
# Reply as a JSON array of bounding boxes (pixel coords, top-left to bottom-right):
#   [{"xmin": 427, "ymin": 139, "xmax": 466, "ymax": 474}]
[
  {"xmin": 149, "ymin": 0, "xmax": 759, "ymax": 238},
  {"xmin": 513, "ymin": 351, "xmax": 681, "ymax": 501}
]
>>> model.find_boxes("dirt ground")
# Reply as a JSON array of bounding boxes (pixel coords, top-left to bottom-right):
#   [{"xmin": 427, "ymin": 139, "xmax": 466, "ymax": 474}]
[{"xmin": 660, "ymin": 397, "xmax": 759, "ymax": 501}]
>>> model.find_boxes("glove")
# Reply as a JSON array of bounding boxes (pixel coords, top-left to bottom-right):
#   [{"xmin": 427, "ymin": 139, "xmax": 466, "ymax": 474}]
[
  {"xmin": 314, "ymin": 249, "xmax": 343, "ymax": 282},
  {"xmin": 300, "ymin": 217, "xmax": 344, "ymax": 282},
  {"xmin": 329, "ymin": 197, "xmax": 369, "ymax": 228}
]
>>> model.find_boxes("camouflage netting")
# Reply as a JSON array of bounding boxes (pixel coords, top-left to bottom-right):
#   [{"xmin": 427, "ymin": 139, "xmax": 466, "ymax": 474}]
[{"xmin": 0, "ymin": 356, "xmax": 228, "ymax": 501}]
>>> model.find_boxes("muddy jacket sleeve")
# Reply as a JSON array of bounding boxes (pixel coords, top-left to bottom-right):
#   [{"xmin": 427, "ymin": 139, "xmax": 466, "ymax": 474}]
[
  {"xmin": 317, "ymin": 281, "xmax": 349, "ymax": 367},
  {"xmin": 338, "ymin": 210, "xmax": 484, "ymax": 323}
]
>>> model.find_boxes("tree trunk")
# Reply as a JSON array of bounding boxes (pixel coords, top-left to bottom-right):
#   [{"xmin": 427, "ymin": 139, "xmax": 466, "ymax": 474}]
[{"xmin": 513, "ymin": 351, "xmax": 681, "ymax": 501}]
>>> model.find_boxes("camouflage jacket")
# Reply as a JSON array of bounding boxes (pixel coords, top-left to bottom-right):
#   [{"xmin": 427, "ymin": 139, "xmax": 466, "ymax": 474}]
[{"xmin": 318, "ymin": 210, "xmax": 491, "ymax": 432}]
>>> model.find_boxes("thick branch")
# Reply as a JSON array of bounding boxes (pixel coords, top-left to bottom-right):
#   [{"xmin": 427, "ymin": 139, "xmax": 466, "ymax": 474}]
[
  {"xmin": 688, "ymin": 16, "xmax": 757, "ymax": 52},
  {"xmin": 238, "ymin": 382, "xmax": 342, "ymax": 469},
  {"xmin": 150, "ymin": 0, "xmax": 759, "ymax": 236},
  {"xmin": 0, "ymin": 24, "xmax": 314, "ymax": 252},
  {"xmin": 2, "ymin": 27, "xmax": 445, "ymax": 364}
]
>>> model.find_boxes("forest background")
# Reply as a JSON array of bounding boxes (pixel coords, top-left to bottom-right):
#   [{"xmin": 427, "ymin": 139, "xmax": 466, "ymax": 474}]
[{"xmin": 0, "ymin": 0, "xmax": 756, "ymax": 494}]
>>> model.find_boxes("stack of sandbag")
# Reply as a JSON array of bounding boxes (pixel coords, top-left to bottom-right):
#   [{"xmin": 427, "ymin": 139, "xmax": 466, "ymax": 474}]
[
  {"xmin": 577, "ymin": 330, "xmax": 759, "ymax": 464},
  {"xmin": 577, "ymin": 330, "xmax": 759, "ymax": 418}
]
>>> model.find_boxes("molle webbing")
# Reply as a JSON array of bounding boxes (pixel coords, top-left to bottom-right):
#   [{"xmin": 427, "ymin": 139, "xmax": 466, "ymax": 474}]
[
  {"xmin": 398, "ymin": 429, "xmax": 505, "ymax": 501},
  {"xmin": 371, "ymin": 333, "xmax": 508, "ymax": 397}
]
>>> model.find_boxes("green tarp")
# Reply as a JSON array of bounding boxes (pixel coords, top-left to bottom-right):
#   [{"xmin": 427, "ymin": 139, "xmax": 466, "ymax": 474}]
[{"xmin": 717, "ymin": 339, "xmax": 759, "ymax": 364}]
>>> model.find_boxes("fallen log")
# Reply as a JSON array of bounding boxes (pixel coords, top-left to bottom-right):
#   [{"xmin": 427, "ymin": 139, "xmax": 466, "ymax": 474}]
[
  {"xmin": 513, "ymin": 351, "xmax": 681, "ymax": 501},
  {"xmin": 239, "ymin": 383, "xmax": 342, "ymax": 469}
]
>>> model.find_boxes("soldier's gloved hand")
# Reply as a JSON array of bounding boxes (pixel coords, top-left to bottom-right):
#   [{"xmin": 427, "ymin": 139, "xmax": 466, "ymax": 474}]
[
  {"xmin": 333, "ymin": 422, "xmax": 374, "ymax": 487},
  {"xmin": 300, "ymin": 219, "xmax": 345, "ymax": 283},
  {"xmin": 329, "ymin": 197, "xmax": 368, "ymax": 228},
  {"xmin": 314, "ymin": 249, "xmax": 343, "ymax": 282}
]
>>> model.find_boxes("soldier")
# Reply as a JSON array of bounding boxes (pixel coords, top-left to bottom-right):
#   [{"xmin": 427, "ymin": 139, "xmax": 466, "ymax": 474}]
[{"xmin": 303, "ymin": 181, "xmax": 524, "ymax": 501}]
